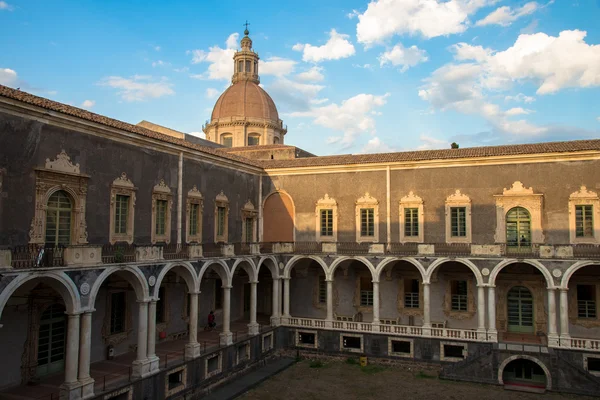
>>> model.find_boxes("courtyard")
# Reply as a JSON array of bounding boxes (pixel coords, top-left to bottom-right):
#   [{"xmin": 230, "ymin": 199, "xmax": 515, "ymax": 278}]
[{"xmin": 239, "ymin": 359, "xmax": 596, "ymax": 400}]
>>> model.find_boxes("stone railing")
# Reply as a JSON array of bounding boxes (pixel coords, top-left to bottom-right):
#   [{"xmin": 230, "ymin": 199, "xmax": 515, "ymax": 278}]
[{"xmin": 562, "ymin": 337, "xmax": 600, "ymax": 352}]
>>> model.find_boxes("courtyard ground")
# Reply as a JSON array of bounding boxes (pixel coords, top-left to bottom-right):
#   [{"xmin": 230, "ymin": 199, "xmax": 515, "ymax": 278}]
[{"xmin": 238, "ymin": 359, "xmax": 596, "ymax": 400}]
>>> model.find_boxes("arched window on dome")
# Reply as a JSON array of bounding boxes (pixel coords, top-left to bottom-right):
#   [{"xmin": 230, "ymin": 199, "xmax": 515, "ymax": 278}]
[
  {"xmin": 248, "ymin": 133, "xmax": 260, "ymax": 146},
  {"xmin": 245, "ymin": 60, "xmax": 251, "ymax": 72},
  {"xmin": 273, "ymin": 137, "xmax": 280, "ymax": 144},
  {"xmin": 220, "ymin": 133, "xmax": 233, "ymax": 148},
  {"xmin": 237, "ymin": 61, "xmax": 243, "ymax": 73},
  {"xmin": 254, "ymin": 60, "xmax": 258, "ymax": 74}
]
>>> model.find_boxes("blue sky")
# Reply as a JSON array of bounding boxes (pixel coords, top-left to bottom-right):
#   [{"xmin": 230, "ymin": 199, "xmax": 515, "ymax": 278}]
[{"xmin": 1, "ymin": 0, "xmax": 599, "ymax": 156}]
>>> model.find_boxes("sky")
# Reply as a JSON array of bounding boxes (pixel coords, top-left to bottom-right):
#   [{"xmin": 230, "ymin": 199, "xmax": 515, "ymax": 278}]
[{"xmin": 1, "ymin": 0, "xmax": 599, "ymax": 156}]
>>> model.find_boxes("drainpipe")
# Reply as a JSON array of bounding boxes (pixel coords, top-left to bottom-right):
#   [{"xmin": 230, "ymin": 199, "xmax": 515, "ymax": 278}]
[
  {"xmin": 177, "ymin": 152, "xmax": 183, "ymax": 245},
  {"xmin": 258, "ymin": 174, "xmax": 263, "ymax": 242},
  {"xmin": 386, "ymin": 166, "xmax": 391, "ymax": 248}
]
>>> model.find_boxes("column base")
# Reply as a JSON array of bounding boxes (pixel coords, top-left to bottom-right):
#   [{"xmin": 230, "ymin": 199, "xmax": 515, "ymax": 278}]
[
  {"xmin": 477, "ymin": 328, "xmax": 487, "ymax": 341},
  {"xmin": 59, "ymin": 381, "xmax": 83, "ymax": 400},
  {"xmin": 131, "ymin": 358, "xmax": 155, "ymax": 379},
  {"xmin": 79, "ymin": 377, "xmax": 95, "ymax": 400},
  {"xmin": 324, "ymin": 320, "xmax": 333, "ymax": 329},
  {"xmin": 487, "ymin": 329, "xmax": 498, "ymax": 343},
  {"xmin": 421, "ymin": 325, "xmax": 431, "ymax": 337},
  {"xmin": 185, "ymin": 342, "xmax": 201, "ymax": 360},
  {"xmin": 247, "ymin": 323, "xmax": 260, "ymax": 336},
  {"xmin": 559, "ymin": 334, "xmax": 571, "ymax": 347},
  {"xmin": 279, "ymin": 315, "xmax": 290, "ymax": 325},
  {"xmin": 547, "ymin": 333, "xmax": 560, "ymax": 348},
  {"xmin": 270, "ymin": 316, "xmax": 281, "ymax": 327},
  {"xmin": 219, "ymin": 332, "xmax": 233, "ymax": 346},
  {"xmin": 148, "ymin": 355, "xmax": 160, "ymax": 374}
]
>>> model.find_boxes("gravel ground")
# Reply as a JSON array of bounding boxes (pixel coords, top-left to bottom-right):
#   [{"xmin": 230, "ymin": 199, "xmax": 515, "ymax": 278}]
[{"xmin": 238, "ymin": 360, "xmax": 596, "ymax": 400}]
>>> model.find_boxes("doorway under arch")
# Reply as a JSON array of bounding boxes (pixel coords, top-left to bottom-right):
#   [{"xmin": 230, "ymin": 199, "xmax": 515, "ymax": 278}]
[{"xmin": 501, "ymin": 357, "xmax": 548, "ymax": 391}]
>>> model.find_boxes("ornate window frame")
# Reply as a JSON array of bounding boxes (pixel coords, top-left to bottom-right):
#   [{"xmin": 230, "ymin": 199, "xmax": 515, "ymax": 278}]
[
  {"xmin": 568, "ymin": 186, "xmax": 600, "ymax": 244},
  {"xmin": 241, "ymin": 200, "xmax": 258, "ymax": 243},
  {"xmin": 399, "ymin": 191, "xmax": 424, "ymax": 243},
  {"xmin": 355, "ymin": 192, "xmax": 379, "ymax": 243},
  {"xmin": 315, "ymin": 194, "xmax": 338, "ymax": 242},
  {"xmin": 214, "ymin": 191, "xmax": 229, "ymax": 243},
  {"xmin": 445, "ymin": 190, "xmax": 472, "ymax": 244},
  {"xmin": 151, "ymin": 180, "xmax": 173, "ymax": 244},
  {"xmin": 493, "ymin": 181, "xmax": 544, "ymax": 244},
  {"xmin": 29, "ymin": 150, "xmax": 89, "ymax": 245},
  {"xmin": 109, "ymin": 173, "xmax": 136, "ymax": 244},
  {"xmin": 186, "ymin": 185, "xmax": 204, "ymax": 244}
]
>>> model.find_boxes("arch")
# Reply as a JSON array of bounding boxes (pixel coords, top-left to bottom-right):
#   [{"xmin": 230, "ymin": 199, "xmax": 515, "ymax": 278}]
[
  {"xmin": 257, "ymin": 256, "xmax": 279, "ymax": 279},
  {"xmin": 426, "ymin": 258, "xmax": 484, "ymax": 286},
  {"xmin": 328, "ymin": 256, "xmax": 376, "ymax": 282},
  {"xmin": 231, "ymin": 258, "xmax": 258, "ymax": 282},
  {"xmin": 262, "ymin": 190, "xmax": 295, "ymax": 242},
  {"xmin": 498, "ymin": 355, "xmax": 551, "ymax": 390},
  {"xmin": 198, "ymin": 259, "xmax": 232, "ymax": 287},
  {"xmin": 561, "ymin": 260, "xmax": 600, "ymax": 289},
  {"xmin": 88, "ymin": 266, "xmax": 150, "ymax": 309},
  {"xmin": 153, "ymin": 261, "xmax": 199, "ymax": 296},
  {"xmin": 374, "ymin": 257, "xmax": 427, "ymax": 282},
  {"xmin": 283, "ymin": 255, "xmax": 328, "ymax": 279},
  {"xmin": 489, "ymin": 259, "xmax": 554, "ymax": 288},
  {"xmin": 0, "ymin": 272, "xmax": 80, "ymax": 319}
]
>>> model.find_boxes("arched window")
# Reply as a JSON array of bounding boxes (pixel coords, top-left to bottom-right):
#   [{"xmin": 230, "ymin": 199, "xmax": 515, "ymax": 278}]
[
  {"xmin": 221, "ymin": 134, "xmax": 233, "ymax": 148},
  {"xmin": 238, "ymin": 61, "xmax": 243, "ymax": 73},
  {"xmin": 248, "ymin": 134, "xmax": 260, "ymax": 146},
  {"xmin": 273, "ymin": 137, "xmax": 280, "ymax": 144},
  {"xmin": 245, "ymin": 60, "xmax": 251, "ymax": 72},
  {"xmin": 507, "ymin": 286, "xmax": 534, "ymax": 333},
  {"xmin": 45, "ymin": 190, "xmax": 72, "ymax": 246},
  {"xmin": 506, "ymin": 207, "xmax": 531, "ymax": 249}
]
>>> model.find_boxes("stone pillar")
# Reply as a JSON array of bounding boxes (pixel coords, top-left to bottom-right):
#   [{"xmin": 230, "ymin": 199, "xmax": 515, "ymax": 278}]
[
  {"xmin": 372, "ymin": 281, "xmax": 380, "ymax": 325},
  {"xmin": 132, "ymin": 301, "xmax": 149, "ymax": 378},
  {"xmin": 547, "ymin": 288, "xmax": 559, "ymax": 347},
  {"xmin": 185, "ymin": 292, "xmax": 201, "ymax": 359},
  {"xmin": 60, "ymin": 313, "xmax": 81, "ymax": 400},
  {"xmin": 422, "ymin": 282, "xmax": 431, "ymax": 336},
  {"xmin": 248, "ymin": 281, "xmax": 259, "ymax": 335},
  {"xmin": 78, "ymin": 311, "xmax": 95, "ymax": 399},
  {"xmin": 326, "ymin": 280, "xmax": 334, "ymax": 322},
  {"xmin": 219, "ymin": 286, "xmax": 233, "ymax": 346},
  {"xmin": 283, "ymin": 277, "xmax": 290, "ymax": 319},
  {"xmin": 488, "ymin": 286, "xmax": 497, "ymax": 342},
  {"xmin": 270, "ymin": 278, "xmax": 280, "ymax": 326},
  {"xmin": 559, "ymin": 288, "xmax": 570, "ymax": 345},
  {"xmin": 477, "ymin": 285, "xmax": 486, "ymax": 340},
  {"xmin": 147, "ymin": 301, "xmax": 159, "ymax": 373}
]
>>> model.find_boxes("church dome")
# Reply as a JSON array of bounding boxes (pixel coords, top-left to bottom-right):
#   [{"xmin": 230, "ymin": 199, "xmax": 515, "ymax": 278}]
[{"xmin": 211, "ymin": 80, "xmax": 279, "ymax": 122}]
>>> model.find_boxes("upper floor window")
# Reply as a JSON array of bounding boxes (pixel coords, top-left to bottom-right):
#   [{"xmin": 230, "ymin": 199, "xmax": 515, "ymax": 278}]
[
  {"xmin": 151, "ymin": 179, "xmax": 172, "ymax": 244},
  {"xmin": 248, "ymin": 134, "xmax": 260, "ymax": 146},
  {"xmin": 577, "ymin": 284, "xmax": 597, "ymax": 319},
  {"xmin": 404, "ymin": 279, "xmax": 420, "ymax": 308},
  {"xmin": 242, "ymin": 200, "xmax": 257, "ymax": 243},
  {"xmin": 360, "ymin": 277, "xmax": 373, "ymax": 307},
  {"xmin": 355, "ymin": 193, "xmax": 379, "ymax": 243},
  {"xmin": 569, "ymin": 186, "xmax": 600, "ymax": 244},
  {"xmin": 451, "ymin": 280, "xmax": 468, "ymax": 311},
  {"xmin": 506, "ymin": 207, "xmax": 531, "ymax": 250},
  {"xmin": 576, "ymin": 205, "xmax": 594, "ymax": 238},
  {"xmin": 221, "ymin": 134, "xmax": 233, "ymax": 148},
  {"xmin": 321, "ymin": 209, "xmax": 333, "ymax": 237},
  {"xmin": 45, "ymin": 190, "xmax": 72, "ymax": 246},
  {"xmin": 399, "ymin": 192, "xmax": 424, "ymax": 243},
  {"xmin": 494, "ymin": 181, "xmax": 543, "ymax": 245},
  {"xmin": 109, "ymin": 173, "xmax": 136, "ymax": 244},
  {"xmin": 451, "ymin": 207, "xmax": 467, "ymax": 237},
  {"xmin": 155, "ymin": 200, "xmax": 168, "ymax": 235},
  {"xmin": 445, "ymin": 190, "xmax": 471, "ymax": 244},
  {"xmin": 186, "ymin": 186, "xmax": 203, "ymax": 243},
  {"xmin": 214, "ymin": 191, "xmax": 229, "ymax": 243},
  {"xmin": 316, "ymin": 194, "xmax": 338, "ymax": 242}
]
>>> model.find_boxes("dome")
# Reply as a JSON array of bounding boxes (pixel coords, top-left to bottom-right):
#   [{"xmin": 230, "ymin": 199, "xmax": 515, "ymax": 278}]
[{"xmin": 211, "ymin": 80, "xmax": 279, "ymax": 122}]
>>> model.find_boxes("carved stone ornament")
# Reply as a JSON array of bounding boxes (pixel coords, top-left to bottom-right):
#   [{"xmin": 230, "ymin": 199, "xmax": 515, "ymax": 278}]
[
  {"xmin": 148, "ymin": 276, "xmax": 156, "ymax": 287},
  {"xmin": 494, "ymin": 181, "xmax": 544, "ymax": 243},
  {"xmin": 316, "ymin": 194, "xmax": 337, "ymax": 207},
  {"xmin": 80, "ymin": 282, "xmax": 91, "ymax": 296},
  {"xmin": 45, "ymin": 150, "xmax": 80, "ymax": 174},
  {"xmin": 188, "ymin": 185, "xmax": 203, "ymax": 199},
  {"xmin": 216, "ymin": 190, "xmax": 229, "ymax": 203},
  {"xmin": 502, "ymin": 181, "xmax": 534, "ymax": 196},
  {"xmin": 446, "ymin": 190, "xmax": 471, "ymax": 204},
  {"xmin": 356, "ymin": 192, "xmax": 379, "ymax": 206},
  {"xmin": 113, "ymin": 172, "xmax": 134, "ymax": 188},
  {"xmin": 569, "ymin": 186, "xmax": 598, "ymax": 200},
  {"xmin": 400, "ymin": 191, "xmax": 423, "ymax": 204},
  {"xmin": 243, "ymin": 199, "xmax": 255, "ymax": 211},
  {"xmin": 153, "ymin": 179, "xmax": 171, "ymax": 194}
]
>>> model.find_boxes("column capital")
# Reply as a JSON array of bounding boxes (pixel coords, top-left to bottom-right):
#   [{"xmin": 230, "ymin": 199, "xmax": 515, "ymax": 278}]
[
  {"xmin": 559, "ymin": 287, "xmax": 569, "ymax": 293},
  {"xmin": 488, "ymin": 285, "xmax": 496, "ymax": 289},
  {"xmin": 372, "ymin": 280, "xmax": 380, "ymax": 285},
  {"xmin": 189, "ymin": 291, "xmax": 201, "ymax": 295},
  {"xmin": 137, "ymin": 299, "xmax": 152, "ymax": 304},
  {"xmin": 546, "ymin": 286, "xmax": 558, "ymax": 291},
  {"xmin": 249, "ymin": 280, "xmax": 259, "ymax": 284},
  {"xmin": 281, "ymin": 277, "xmax": 291, "ymax": 281},
  {"xmin": 222, "ymin": 285, "xmax": 233, "ymax": 290},
  {"xmin": 65, "ymin": 312, "xmax": 83, "ymax": 317}
]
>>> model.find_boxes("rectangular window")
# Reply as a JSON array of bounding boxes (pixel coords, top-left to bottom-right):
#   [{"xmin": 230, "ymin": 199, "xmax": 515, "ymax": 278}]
[
  {"xmin": 451, "ymin": 280, "xmax": 468, "ymax": 312},
  {"xmin": 443, "ymin": 344, "xmax": 465, "ymax": 360},
  {"xmin": 245, "ymin": 60, "xmax": 251, "ymax": 72},
  {"xmin": 217, "ymin": 206, "xmax": 226, "ymax": 237},
  {"xmin": 238, "ymin": 61, "xmax": 243, "ymax": 73},
  {"xmin": 404, "ymin": 208, "xmax": 419, "ymax": 237},
  {"xmin": 404, "ymin": 279, "xmax": 420, "ymax": 308},
  {"xmin": 320, "ymin": 209, "xmax": 333, "ymax": 237},
  {"xmin": 391, "ymin": 340, "xmax": 412, "ymax": 356},
  {"xmin": 576, "ymin": 205, "xmax": 594, "ymax": 238},
  {"xmin": 156, "ymin": 287, "xmax": 166, "ymax": 324},
  {"xmin": 189, "ymin": 203, "xmax": 199, "ymax": 237},
  {"xmin": 342, "ymin": 335, "xmax": 362, "ymax": 350},
  {"xmin": 360, "ymin": 277, "xmax": 373, "ymax": 306},
  {"xmin": 115, "ymin": 195, "xmax": 129, "ymax": 234},
  {"xmin": 451, "ymin": 207, "xmax": 467, "ymax": 237},
  {"xmin": 318, "ymin": 275, "xmax": 327, "ymax": 304},
  {"xmin": 215, "ymin": 278, "xmax": 223, "ymax": 309},
  {"xmin": 110, "ymin": 292, "xmax": 126, "ymax": 334},
  {"xmin": 245, "ymin": 217, "xmax": 254, "ymax": 243},
  {"xmin": 155, "ymin": 199, "xmax": 167, "ymax": 235},
  {"xmin": 577, "ymin": 284, "xmax": 597, "ymax": 319},
  {"xmin": 207, "ymin": 354, "xmax": 220, "ymax": 374},
  {"xmin": 248, "ymin": 136, "xmax": 259, "ymax": 146},
  {"xmin": 360, "ymin": 208, "xmax": 375, "ymax": 237},
  {"xmin": 167, "ymin": 370, "xmax": 183, "ymax": 390},
  {"xmin": 222, "ymin": 136, "xmax": 232, "ymax": 148}
]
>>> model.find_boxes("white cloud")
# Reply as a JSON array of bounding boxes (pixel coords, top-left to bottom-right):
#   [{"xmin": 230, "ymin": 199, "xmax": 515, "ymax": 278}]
[
  {"xmin": 290, "ymin": 93, "xmax": 390, "ymax": 147},
  {"xmin": 505, "ymin": 107, "xmax": 533, "ymax": 116},
  {"xmin": 347, "ymin": 9, "xmax": 360, "ymax": 19},
  {"xmin": 152, "ymin": 60, "xmax": 170, "ymax": 68},
  {"xmin": 0, "ymin": 1, "xmax": 13, "ymax": 11},
  {"xmin": 293, "ymin": 29, "xmax": 355, "ymax": 63},
  {"xmin": 173, "ymin": 67, "xmax": 189, "ymax": 73},
  {"xmin": 99, "ymin": 75, "xmax": 174, "ymax": 102},
  {"xmin": 188, "ymin": 131, "xmax": 206, "ymax": 139},
  {"xmin": 296, "ymin": 66, "xmax": 325, "ymax": 82},
  {"xmin": 361, "ymin": 136, "xmax": 395, "ymax": 153},
  {"xmin": 476, "ymin": 2, "xmax": 540, "ymax": 27},
  {"xmin": 206, "ymin": 88, "xmax": 220, "ymax": 99},
  {"xmin": 378, "ymin": 43, "xmax": 428, "ymax": 72},
  {"xmin": 597, "ymin": 117, "xmax": 600, "ymax": 122},
  {"xmin": 356, "ymin": 0, "xmax": 499, "ymax": 45},
  {"xmin": 259, "ymin": 57, "xmax": 297, "ymax": 77},
  {"xmin": 267, "ymin": 78, "xmax": 326, "ymax": 112},
  {"xmin": 154, "ymin": 46, "xmax": 161, "ymax": 51},
  {"xmin": 80, "ymin": 100, "xmax": 95, "ymax": 109},
  {"xmin": 417, "ymin": 134, "xmax": 449, "ymax": 150},
  {"xmin": 505, "ymin": 93, "xmax": 535, "ymax": 103},
  {"xmin": 188, "ymin": 33, "xmax": 238, "ymax": 80},
  {"xmin": 0, "ymin": 68, "xmax": 18, "ymax": 86}
]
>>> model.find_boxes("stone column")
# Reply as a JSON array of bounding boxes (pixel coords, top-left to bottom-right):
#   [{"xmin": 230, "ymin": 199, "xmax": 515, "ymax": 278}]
[
  {"xmin": 283, "ymin": 277, "xmax": 290, "ymax": 319},
  {"xmin": 488, "ymin": 286, "xmax": 497, "ymax": 342},
  {"xmin": 372, "ymin": 281, "xmax": 380, "ymax": 325},
  {"xmin": 559, "ymin": 288, "xmax": 570, "ymax": 345},
  {"xmin": 147, "ymin": 301, "xmax": 159, "ymax": 373},
  {"xmin": 422, "ymin": 282, "xmax": 431, "ymax": 336},
  {"xmin": 547, "ymin": 288, "xmax": 559, "ymax": 347},
  {"xmin": 185, "ymin": 292, "xmax": 201, "ymax": 359},
  {"xmin": 132, "ymin": 301, "xmax": 149, "ymax": 378},
  {"xmin": 60, "ymin": 313, "xmax": 81, "ymax": 400},
  {"xmin": 270, "ymin": 278, "xmax": 280, "ymax": 326},
  {"xmin": 477, "ymin": 285, "xmax": 486, "ymax": 340},
  {"xmin": 248, "ymin": 281, "xmax": 259, "ymax": 335},
  {"xmin": 326, "ymin": 280, "xmax": 334, "ymax": 322},
  {"xmin": 219, "ymin": 286, "xmax": 233, "ymax": 346},
  {"xmin": 78, "ymin": 311, "xmax": 95, "ymax": 399}
]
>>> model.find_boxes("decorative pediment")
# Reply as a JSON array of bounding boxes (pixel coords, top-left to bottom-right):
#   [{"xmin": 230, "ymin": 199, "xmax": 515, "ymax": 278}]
[
  {"xmin": 153, "ymin": 179, "xmax": 171, "ymax": 194},
  {"xmin": 502, "ymin": 181, "xmax": 534, "ymax": 196},
  {"xmin": 446, "ymin": 190, "xmax": 470, "ymax": 204},
  {"xmin": 215, "ymin": 190, "xmax": 229, "ymax": 203},
  {"xmin": 45, "ymin": 150, "xmax": 80, "ymax": 174},
  {"xmin": 317, "ymin": 194, "xmax": 337, "ymax": 207},
  {"xmin": 356, "ymin": 192, "xmax": 378, "ymax": 205},
  {"xmin": 400, "ymin": 191, "xmax": 423, "ymax": 205},
  {"xmin": 188, "ymin": 185, "xmax": 203, "ymax": 199},
  {"xmin": 243, "ymin": 199, "xmax": 255, "ymax": 211},
  {"xmin": 112, "ymin": 172, "xmax": 135, "ymax": 188},
  {"xmin": 570, "ymin": 186, "xmax": 598, "ymax": 200}
]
